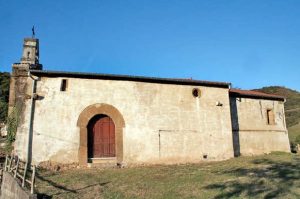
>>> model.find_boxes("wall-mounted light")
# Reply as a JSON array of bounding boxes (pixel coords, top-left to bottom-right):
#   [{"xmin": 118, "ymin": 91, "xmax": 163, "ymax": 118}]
[{"xmin": 216, "ymin": 101, "xmax": 223, "ymax": 106}]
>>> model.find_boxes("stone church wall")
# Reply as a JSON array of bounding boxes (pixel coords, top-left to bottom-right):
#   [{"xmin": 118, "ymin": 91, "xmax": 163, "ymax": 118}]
[
  {"xmin": 230, "ymin": 97, "xmax": 290, "ymax": 156},
  {"xmin": 14, "ymin": 76, "xmax": 234, "ymax": 165}
]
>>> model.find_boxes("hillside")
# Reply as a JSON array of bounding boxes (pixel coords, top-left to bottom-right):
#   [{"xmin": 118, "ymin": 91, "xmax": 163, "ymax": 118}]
[
  {"xmin": 0, "ymin": 72, "xmax": 10, "ymax": 123},
  {"xmin": 254, "ymin": 86, "xmax": 300, "ymax": 143}
]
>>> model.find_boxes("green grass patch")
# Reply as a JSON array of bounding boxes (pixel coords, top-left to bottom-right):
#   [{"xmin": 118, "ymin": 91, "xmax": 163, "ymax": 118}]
[
  {"xmin": 288, "ymin": 123, "xmax": 300, "ymax": 142},
  {"xmin": 36, "ymin": 152, "xmax": 300, "ymax": 199}
]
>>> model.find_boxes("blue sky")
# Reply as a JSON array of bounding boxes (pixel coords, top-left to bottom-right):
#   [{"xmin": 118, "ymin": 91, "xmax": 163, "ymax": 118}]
[{"xmin": 0, "ymin": 0, "xmax": 299, "ymax": 90}]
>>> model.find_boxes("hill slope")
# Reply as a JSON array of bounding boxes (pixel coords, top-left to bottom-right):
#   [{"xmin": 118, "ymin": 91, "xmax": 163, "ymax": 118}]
[
  {"xmin": 0, "ymin": 72, "xmax": 10, "ymax": 123},
  {"xmin": 254, "ymin": 86, "xmax": 300, "ymax": 143}
]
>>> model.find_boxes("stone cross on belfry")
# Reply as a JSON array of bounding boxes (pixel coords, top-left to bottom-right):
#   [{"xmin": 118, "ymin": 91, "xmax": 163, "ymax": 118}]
[{"xmin": 32, "ymin": 26, "xmax": 35, "ymax": 38}]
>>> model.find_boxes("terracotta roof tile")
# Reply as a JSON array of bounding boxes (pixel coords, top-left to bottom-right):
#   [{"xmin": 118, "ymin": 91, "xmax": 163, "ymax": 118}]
[{"xmin": 229, "ymin": 89, "xmax": 285, "ymax": 101}]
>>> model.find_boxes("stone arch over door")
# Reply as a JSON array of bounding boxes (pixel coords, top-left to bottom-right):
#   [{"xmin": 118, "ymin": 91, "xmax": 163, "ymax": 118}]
[{"xmin": 77, "ymin": 103, "xmax": 125, "ymax": 165}]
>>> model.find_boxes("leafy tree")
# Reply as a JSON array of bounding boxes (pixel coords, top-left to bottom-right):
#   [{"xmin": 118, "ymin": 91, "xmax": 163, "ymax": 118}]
[{"xmin": 0, "ymin": 72, "xmax": 10, "ymax": 123}]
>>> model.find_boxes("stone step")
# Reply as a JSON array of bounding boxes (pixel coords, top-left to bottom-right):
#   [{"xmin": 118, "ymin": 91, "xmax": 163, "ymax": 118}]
[{"xmin": 87, "ymin": 158, "xmax": 117, "ymax": 168}]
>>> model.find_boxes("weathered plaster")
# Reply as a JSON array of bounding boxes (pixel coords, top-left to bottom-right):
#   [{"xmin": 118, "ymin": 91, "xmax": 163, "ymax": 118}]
[
  {"xmin": 15, "ymin": 77, "xmax": 235, "ymax": 165},
  {"xmin": 13, "ymin": 73, "xmax": 291, "ymax": 166},
  {"xmin": 230, "ymin": 97, "xmax": 290, "ymax": 156}
]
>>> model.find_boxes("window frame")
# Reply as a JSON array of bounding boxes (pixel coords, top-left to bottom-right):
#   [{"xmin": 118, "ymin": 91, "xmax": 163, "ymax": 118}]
[{"xmin": 266, "ymin": 109, "xmax": 275, "ymax": 125}]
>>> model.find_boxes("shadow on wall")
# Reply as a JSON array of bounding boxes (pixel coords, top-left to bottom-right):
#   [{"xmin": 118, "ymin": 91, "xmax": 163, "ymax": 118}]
[
  {"xmin": 204, "ymin": 156, "xmax": 300, "ymax": 198},
  {"xmin": 230, "ymin": 97, "xmax": 240, "ymax": 157}
]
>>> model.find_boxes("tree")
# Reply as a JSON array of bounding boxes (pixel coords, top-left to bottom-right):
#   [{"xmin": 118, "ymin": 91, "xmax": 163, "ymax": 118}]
[{"xmin": 0, "ymin": 72, "xmax": 10, "ymax": 123}]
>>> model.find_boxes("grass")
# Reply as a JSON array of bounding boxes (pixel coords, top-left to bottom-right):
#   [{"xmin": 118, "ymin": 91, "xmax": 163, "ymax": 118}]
[
  {"xmin": 36, "ymin": 152, "xmax": 300, "ymax": 199},
  {"xmin": 288, "ymin": 122, "xmax": 300, "ymax": 142}
]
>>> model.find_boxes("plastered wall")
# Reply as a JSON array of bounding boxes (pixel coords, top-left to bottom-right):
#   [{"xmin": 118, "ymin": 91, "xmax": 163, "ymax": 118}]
[
  {"xmin": 15, "ymin": 76, "xmax": 234, "ymax": 165},
  {"xmin": 230, "ymin": 97, "xmax": 290, "ymax": 156}
]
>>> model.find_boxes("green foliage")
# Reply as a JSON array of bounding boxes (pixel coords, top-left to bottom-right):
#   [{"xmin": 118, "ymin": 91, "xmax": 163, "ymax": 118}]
[
  {"xmin": 295, "ymin": 135, "xmax": 300, "ymax": 144},
  {"xmin": 0, "ymin": 72, "xmax": 10, "ymax": 123},
  {"xmin": 256, "ymin": 86, "xmax": 299, "ymax": 98},
  {"xmin": 6, "ymin": 101, "xmax": 22, "ymax": 145},
  {"xmin": 286, "ymin": 111, "xmax": 300, "ymax": 127},
  {"xmin": 288, "ymin": 123, "xmax": 300, "ymax": 143},
  {"xmin": 0, "ymin": 101, "xmax": 8, "ymax": 123}
]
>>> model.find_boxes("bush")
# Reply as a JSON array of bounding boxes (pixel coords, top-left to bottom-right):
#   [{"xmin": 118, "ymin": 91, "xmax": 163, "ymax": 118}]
[{"xmin": 290, "ymin": 141, "xmax": 298, "ymax": 153}]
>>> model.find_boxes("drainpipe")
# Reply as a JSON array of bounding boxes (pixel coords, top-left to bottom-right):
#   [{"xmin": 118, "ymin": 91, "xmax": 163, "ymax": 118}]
[{"xmin": 26, "ymin": 72, "xmax": 38, "ymax": 164}]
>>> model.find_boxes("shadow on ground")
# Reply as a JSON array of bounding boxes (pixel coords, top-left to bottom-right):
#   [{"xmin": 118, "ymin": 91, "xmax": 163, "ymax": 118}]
[
  {"xmin": 205, "ymin": 156, "xmax": 300, "ymax": 199},
  {"xmin": 36, "ymin": 172, "xmax": 110, "ymax": 199}
]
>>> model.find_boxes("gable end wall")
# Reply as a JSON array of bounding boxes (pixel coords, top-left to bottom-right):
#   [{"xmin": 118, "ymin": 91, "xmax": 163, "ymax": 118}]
[{"xmin": 230, "ymin": 97, "xmax": 290, "ymax": 156}]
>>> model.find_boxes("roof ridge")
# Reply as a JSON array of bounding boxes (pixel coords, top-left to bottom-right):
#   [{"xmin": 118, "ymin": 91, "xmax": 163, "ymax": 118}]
[
  {"xmin": 30, "ymin": 69, "xmax": 230, "ymax": 88},
  {"xmin": 229, "ymin": 88, "xmax": 285, "ymax": 101}
]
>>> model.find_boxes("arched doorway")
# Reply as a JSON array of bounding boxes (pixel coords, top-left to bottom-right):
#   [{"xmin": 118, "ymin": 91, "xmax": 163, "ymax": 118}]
[
  {"xmin": 77, "ymin": 103, "xmax": 125, "ymax": 166},
  {"xmin": 88, "ymin": 115, "xmax": 116, "ymax": 159}
]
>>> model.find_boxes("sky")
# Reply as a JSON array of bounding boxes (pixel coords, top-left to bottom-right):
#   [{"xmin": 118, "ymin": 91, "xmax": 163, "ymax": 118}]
[{"xmin": 0, "ymin": 0, "xmax": 299, "ymax": 91}]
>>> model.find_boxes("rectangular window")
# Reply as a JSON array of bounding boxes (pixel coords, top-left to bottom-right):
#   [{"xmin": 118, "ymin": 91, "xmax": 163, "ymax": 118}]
[
  {"xmin": 60, "ymin": 79, "xmax": 67, "ymax": 91},
  {"xmin": 267, "ymin": 109, "xmax": 275, "ymax": 125}
]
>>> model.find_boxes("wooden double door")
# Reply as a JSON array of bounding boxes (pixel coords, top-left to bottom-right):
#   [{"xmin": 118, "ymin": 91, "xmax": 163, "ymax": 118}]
[{"xmin": 88, "ymin": 115, "xmax": 116, "ymax": 158}]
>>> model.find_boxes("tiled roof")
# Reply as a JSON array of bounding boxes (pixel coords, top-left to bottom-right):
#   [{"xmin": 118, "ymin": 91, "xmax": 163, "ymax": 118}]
[
  {"xmin": 30, "ymin": 70, "xmax": 230, "ymax": 88},
  {"xmin": 229, "ymin": 89, "xmax": 285, "ymax": 101}
]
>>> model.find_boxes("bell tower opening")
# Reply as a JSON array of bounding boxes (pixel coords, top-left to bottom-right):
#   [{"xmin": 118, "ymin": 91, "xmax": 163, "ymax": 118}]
[
  {"xmin": 20, "ymin": 38, "xmax": 43, "ymax": 70},
  {"xmin": 8, "ymin": 35, "xmax": 43, "ymax": 116}
]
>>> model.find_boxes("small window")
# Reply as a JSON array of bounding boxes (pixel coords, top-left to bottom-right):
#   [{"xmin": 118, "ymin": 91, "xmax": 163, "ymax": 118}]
[
  {"xmin": 60, "ymin": 79, "xmax": 67, "ymax": 91},
  {"xmin": 267, "ymin": 109, "xmax": 275, "ymax": 125}
]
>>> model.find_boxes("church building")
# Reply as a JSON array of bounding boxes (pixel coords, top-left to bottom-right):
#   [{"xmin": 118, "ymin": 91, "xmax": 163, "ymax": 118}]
[{"xmin": 8, "ymin": 37, "xmax": 290, "ymax": 166}]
